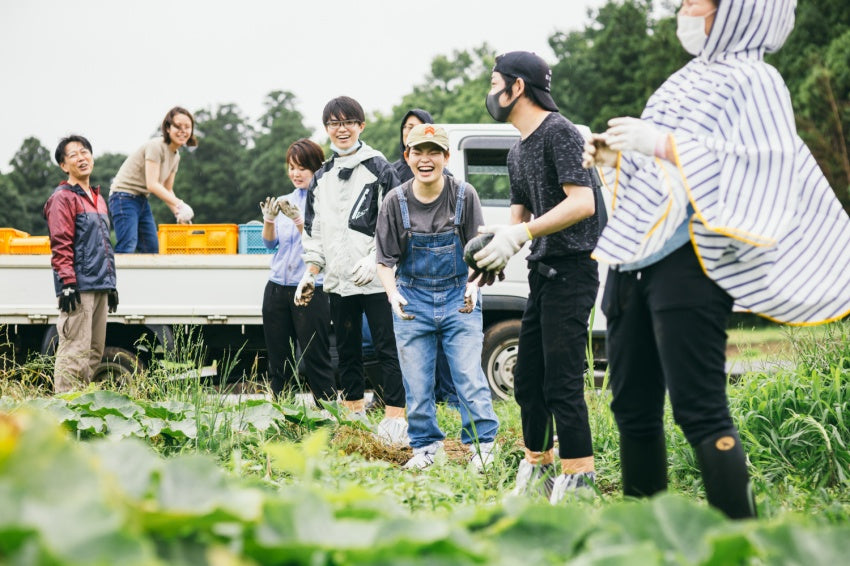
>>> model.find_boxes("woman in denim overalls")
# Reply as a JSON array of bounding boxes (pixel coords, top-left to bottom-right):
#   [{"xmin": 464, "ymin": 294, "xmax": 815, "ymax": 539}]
[{"xmin": 376, "ymin": 124, "xmax": 499, "ymax": 471}]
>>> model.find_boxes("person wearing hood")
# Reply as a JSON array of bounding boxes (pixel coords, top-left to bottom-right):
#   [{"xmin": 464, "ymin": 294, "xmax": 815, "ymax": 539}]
[
  {"xmin": 583, "ymin": 0, "xmax": 850, "ymax": 519},
  {"xmin": 297, "ymin": 96, "xmax": 408, "ymax": 444}
]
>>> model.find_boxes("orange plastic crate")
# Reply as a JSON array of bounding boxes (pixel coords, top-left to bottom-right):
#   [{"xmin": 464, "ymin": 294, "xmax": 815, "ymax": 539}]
[
  {"xmin": 0, "ymin": 228, "xmax": 30, "ymax": 253},
  {"xmin": 8, "ymin": 235, "xmax": 51, "ymax": 254},
  {"xmin": 158, "ymin": 224, "xmax": 238, "ymax": 254}
]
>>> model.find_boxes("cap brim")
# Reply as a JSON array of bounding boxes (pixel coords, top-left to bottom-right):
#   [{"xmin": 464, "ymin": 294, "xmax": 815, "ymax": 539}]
[
  {"xmin": 407, "ymin": 140, "xmax": 449, "ymax": 151},
  {"xmin": 531, "ymin": 85, "xmax": 559, "ymax": 112}
]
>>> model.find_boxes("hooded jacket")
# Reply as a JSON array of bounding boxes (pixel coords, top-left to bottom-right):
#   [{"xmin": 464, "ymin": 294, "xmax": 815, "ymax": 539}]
[
  {"xmin": 392, "ymin": 109, "xmax": 435, "ymax": 184},
  {"xmin": 302, "ymin": 142, "xmax": 400, "ymax": 296},
  {"xmin": 593, "ymin": 0, "xmax": 850, "ymax": 324},
  {"xmin": 44, "ymin": 182, "xmax": 117, "ymax": 294}
]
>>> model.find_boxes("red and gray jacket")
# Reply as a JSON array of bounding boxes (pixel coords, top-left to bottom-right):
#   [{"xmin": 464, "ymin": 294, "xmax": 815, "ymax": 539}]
[{"xmin": 43, "ymin": 182, "xmax": 116, "ymax": 295}]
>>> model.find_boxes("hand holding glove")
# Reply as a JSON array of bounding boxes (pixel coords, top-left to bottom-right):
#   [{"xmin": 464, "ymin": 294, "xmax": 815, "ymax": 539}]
[
  {"xmin": 107, "ymin": 289, "xmax": 119, "ymax": 313},
  {"xmin": 582, "ymin": 134, "xmax": 619, "ymax": 168},
  {"xmin": 473, "ymin": 223, "xmax": 531, "ymax": 272},
  {"xmin": 294, "ymin": 270, "xmax": 316, "ymax": 306},
  {"xmin": 389, "ymin": 291, "xmax": 414, "ymax": 320},
  {"xmin": 175, "ymin": 200, "xmax": 194, "ymax": 224},
  {"xmin": 260, "ymin": 196, "xmax": 279, "ymax": 223},
  {"xmin": 58, "ymin": 283, "xmax": 80, "ymax": 313},
  {"xmin": 351, "ymin": 253, "xmax": 376, "ymax": 286},
  {"xmin": 276, "ymin": 197, "xmax": 304, "ymax": 227},
  {"xmin": 604, "ymin": 117, "xmax": 665, "ymax": 157},
  {"xmin": 458, "ymin": 282, "xmax": 479, "ymax": 313}
]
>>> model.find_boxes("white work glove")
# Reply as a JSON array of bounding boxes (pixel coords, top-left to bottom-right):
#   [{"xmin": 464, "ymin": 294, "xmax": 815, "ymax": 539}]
[
  {"xmin": 389, "ymin": 291, "xmax": 414, "ymax": 320},
  {"xmin": 260, "ymin": 196, "xmax": 279, "ymax": 223},
  {"xmin": 294, "ymin": 270, "xmax": 316, "ymax": 306},
  {"xmin": 604, "ymin": 117, "xmax": 665, "ymax": 157},
  {"xmin": 582, "ymin": 134, "xmax": 619, "ymax": 168},
  {"xmin": 473, "ymin": 224, "xmax": 531, "ymax": 272},
  {"xmin": 276, "ymin": 197, "xmax": 304, "ymax": 227},
  {"xmin": 458, "ymin": 281, "xmax": 479, "ymax": 313},
  {"xmin": 351, "ymin": 253, "xmax": 376, "ymax": 286},
  {"xmin": 175, "ymin": 200, "xmax": 194, "ymax": 224}
]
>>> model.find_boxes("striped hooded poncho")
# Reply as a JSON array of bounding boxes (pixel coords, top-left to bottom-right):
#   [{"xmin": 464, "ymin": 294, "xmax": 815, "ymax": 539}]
[{"xmin": 593, "ymin": 0, "xmax": 850, "ymax": 325}]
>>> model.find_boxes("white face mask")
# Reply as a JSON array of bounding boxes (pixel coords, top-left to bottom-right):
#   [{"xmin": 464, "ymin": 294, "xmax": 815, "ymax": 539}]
[{"xmin": 676, "ymin": 10, "xmax": 716, "ymax": 55}]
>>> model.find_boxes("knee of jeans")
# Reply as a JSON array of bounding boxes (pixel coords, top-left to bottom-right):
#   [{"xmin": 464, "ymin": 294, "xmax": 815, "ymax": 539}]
[{"xmin": 671, "ymin": 406, "xmax": 733, "ymax": 446}]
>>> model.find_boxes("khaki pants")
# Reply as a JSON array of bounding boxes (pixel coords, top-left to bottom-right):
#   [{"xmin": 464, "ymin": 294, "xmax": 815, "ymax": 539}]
[{"xmin": 54, "ymin": 291, "xmax": 108, "ymax": 393}]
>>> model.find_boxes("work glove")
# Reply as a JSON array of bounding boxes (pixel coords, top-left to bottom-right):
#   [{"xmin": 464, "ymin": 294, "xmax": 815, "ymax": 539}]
[
  {"xmin": 389, "ymin": 291, "xmax": 414, "ymax": 320},
  {"xmin": 473, "ymin": 224, "xmax": 531, "ymax": 272},
  {"xmin": 468, "ymin": 268, "xmax": 506, "ymax": 287},
  {"xmin": 276, "ymin": 197, "xmax": 304, "ymax": 227},
  {"xmin": 107, "ymin": 289, "xmax": 119, "ymax": 313},
  {"xmin": 604, "ymin": 117, "xmax": 664, "ymax": 157},
  {"xmin": 260, "ymin": 196, "xmax": 279, "ymax": 223},
  {"xmin": 58, "ymin": 283, "xmax": 80, "ymax": 313},
  {"xmin": 351, "ymin": 253, "xmax": 376, "ymax": 286},
  {"xmin": 175, "ymin": 200, "xmax": 194, "ymax": 224},
  {"xmin": 294, "ymin": 270, "xmax": 316, "ymax": 306},
  {"xmin": 458, "ymin": 282, "xmax": 479, "ymax": 313},
  {"xmin": 582, "ymin": 134, "xmax": 619, "ymax": 168}
]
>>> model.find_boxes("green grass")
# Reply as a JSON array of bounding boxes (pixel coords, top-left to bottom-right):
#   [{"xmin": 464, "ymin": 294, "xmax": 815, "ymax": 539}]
[{"xmin": 1, "ymin": 319, "xmax": 849, "ymax": 563}]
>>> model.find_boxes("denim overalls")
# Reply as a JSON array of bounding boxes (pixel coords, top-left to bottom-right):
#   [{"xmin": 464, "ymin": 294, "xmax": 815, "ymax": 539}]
[{"xmin": 392, "ymin": 183, "xmax": 499, "ymax": 449}]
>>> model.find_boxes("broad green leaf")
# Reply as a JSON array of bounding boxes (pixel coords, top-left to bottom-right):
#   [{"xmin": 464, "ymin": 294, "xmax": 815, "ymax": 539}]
[
  {"xmin": 104, "ymin": 414, "xmax": 145, "ymax": 438},
  {"xmin": 89, "ymin": 439, "xmax": 160, "ymax": 500},
  {"xmin": 68, "ymin": 391, "xmax": 143, "ymax": 419},
  {"xmin": 143, "ymin": 400, "xmax": 195, "ymax": 420}
]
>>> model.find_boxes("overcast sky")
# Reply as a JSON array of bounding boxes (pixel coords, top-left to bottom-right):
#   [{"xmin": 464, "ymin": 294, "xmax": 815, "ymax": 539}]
[{"xmin": 1, "ymin": 0, "xmax": 607, "ymax": 173}]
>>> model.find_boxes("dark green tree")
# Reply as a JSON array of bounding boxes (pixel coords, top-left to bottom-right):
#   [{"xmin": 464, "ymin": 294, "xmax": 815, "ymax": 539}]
[
  {"xmin": 90, "ymin": 152, "xmax": 127, "ymax": 192},
  {"xmin": 241, "ymin": 90, "xmax": 312, "ymax": 218},
  {"xmin": 7, "ymin": 137, "xmax": 57, "ymax": 234},
  {"xmin": 0, "ymin": 174, "xmax": 27, "ymax": 231},
  {"xmin": 549, "ymin": 0, "xmax": 689, "ymax": 133}
]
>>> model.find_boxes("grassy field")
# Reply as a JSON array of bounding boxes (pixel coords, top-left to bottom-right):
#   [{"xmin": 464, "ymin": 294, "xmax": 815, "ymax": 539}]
[{"xmin": 0, "ymin": 319, "xmax": 848, "ymax": 564}]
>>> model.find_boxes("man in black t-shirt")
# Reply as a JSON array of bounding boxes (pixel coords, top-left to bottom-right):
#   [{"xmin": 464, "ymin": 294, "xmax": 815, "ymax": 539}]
[{"xmin": 474, "ymin": 51, "xmax": 601, "ymax": 503}]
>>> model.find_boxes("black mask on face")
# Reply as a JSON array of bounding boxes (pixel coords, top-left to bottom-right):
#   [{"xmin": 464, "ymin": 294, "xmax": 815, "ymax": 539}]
[{"xmin": 486, "ymin": 86, "xmax": 519, "ymax": 122}]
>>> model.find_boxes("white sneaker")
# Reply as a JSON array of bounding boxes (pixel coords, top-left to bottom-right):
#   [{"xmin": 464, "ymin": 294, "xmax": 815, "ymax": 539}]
[
  {"xmin": 510, "ymin": 460, "xmax": 556, "ymax": 497},
  {"xmin": 376, "ymin": 417, "xmax": 409, "ymax": 446},
  {"xmin": 469, "ymin": 441, "xmax": 496, "ymax": 472},
  {"xmin": 549, "ymin": 472, "xmax": 596, "ymax": 504},
  {"xmin": 404, "ymin": 441, "xmax": 442, "ymax": 470}
]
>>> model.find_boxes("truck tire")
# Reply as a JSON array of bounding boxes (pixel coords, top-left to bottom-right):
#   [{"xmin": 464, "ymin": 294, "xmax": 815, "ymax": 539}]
[
  {"xmin": 92, "ymin": 346, "xmax": 141, "ymax": 386},
  {"xmin": 482, "ymin": 319, "xmax": 521, "ymax": 401}
]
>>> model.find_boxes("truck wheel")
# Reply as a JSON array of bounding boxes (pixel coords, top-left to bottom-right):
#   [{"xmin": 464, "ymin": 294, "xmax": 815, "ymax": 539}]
[
  {"xmin": 92, "ymin": 346, "xmax": 141, "ymax": 386},
  {"xmin": 482, "ymin": 320, "xmax": 521, "ymax": 401}
]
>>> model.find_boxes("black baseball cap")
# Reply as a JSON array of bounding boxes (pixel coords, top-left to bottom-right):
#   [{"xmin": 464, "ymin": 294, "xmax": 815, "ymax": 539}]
[{"xmin": 493, "ymin": 51, "xmax": 559, "ymax": 112}]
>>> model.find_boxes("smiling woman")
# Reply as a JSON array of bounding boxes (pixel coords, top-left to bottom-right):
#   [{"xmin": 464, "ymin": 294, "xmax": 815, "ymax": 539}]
[{"xmin": 107, "ymin": 107, "xmax": 199, "ymax": 253}]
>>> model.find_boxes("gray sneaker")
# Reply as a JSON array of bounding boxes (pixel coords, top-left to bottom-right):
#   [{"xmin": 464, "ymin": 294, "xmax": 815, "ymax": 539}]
[
  {"xmin": 549, "ymin": 471, "xmax": 596, "ymax": 504},
  {"xmin": 510, "ymin": 459, "xmax": 556, "ymax": 498},
  {"xmin": 404, "ymin": 441, "xmax": 442, "ymax": 470},
  {"xmin": 375, "ymin": 417, "xmax": 409, "ymax": 446}
]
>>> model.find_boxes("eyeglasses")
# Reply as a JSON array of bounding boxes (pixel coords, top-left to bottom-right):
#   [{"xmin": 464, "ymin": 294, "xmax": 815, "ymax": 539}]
[
  {"xmin": 325, "ymin": 119, "xmax": 361, "ymax": 131},
  {"xmin": 170, "ymin": 123, "xmax": 192, "ymax": 132},
  {"xmin": 65, "ymin": 149, "xmax": 92, "ymax": 160}
]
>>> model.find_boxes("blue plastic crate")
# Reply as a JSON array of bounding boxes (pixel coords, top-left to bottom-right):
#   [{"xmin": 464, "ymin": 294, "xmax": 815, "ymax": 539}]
[{"xmin": 238, "ymin": 223, "xmax": 275, "ymax": 254}]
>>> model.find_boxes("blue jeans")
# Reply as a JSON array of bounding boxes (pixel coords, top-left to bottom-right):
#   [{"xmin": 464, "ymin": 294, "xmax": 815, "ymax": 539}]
[
  {"xmin": 393, "ymin": 283, "xmax": 499, "ymax": 449},
  {"xmin": 109, "ymin": 192, "xmax": 159, "ymax": 253}
]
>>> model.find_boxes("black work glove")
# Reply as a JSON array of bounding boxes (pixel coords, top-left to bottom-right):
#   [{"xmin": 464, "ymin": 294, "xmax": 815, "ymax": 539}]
[
  {"xmin": 58, "ymin": 283, "xmax": 81, "ymax": 313},
  {"xmin": 107, "ymin": 289, "xmax": 119, "ymax": 313},
  {"xmin": 467, "ymin": 268, "xmax": 506, "ymax": 287}
]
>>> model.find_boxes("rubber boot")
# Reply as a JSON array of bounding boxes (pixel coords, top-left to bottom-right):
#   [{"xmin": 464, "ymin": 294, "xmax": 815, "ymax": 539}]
[
  {"xmin": 619, "ymin": 434, "xmax": 668, "ymax": 498},
  {"xmin": 694, "ymin": 429, "xmax": 757, "ymax": 519}
]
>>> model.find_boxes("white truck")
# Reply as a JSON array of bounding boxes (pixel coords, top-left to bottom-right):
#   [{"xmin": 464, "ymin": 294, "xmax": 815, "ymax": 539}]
[{"xmin": 0, "ymin": 123, "xmax": 607, "ymax": 400}]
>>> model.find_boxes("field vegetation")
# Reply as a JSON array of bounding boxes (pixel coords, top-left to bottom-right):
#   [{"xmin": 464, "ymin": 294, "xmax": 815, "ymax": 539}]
[{"xmin": 0, "ymin": 321, "xmax": 848, "ymax": 564}]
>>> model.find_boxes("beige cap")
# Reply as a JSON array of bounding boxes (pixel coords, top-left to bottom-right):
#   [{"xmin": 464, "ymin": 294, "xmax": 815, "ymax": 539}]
[{"xmin": 406, "ymin": 124, "xmax": 449, "ymax": 150}]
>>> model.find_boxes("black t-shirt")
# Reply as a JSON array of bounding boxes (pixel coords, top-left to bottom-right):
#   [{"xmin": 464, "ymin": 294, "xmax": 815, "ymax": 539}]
[{"xmin": 508, "ymin": 112, "xmax": 599, "ymax": 265}]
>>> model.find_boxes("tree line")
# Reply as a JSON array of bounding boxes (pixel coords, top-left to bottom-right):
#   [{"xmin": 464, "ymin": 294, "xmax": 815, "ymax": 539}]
[{"xmin": 2, "ymin": 0, "xmax": 847, "ymax": 236}]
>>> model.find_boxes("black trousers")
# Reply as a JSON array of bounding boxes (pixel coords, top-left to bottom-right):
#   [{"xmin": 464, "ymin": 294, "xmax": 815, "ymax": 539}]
[
  {"xmin": 262, "ymin": 281, "xmax": 336, "ymax": 401},
  {"xmin": 514, "ymin": 253, "xmax": 599, "ymax": 459},
  {"xmin": 604, "ymin": 244, "xmax": 735, "ymax": 446},
  {"xmin": 329, "ymin": 292, "xmax": 406, "ymax": 407}
]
